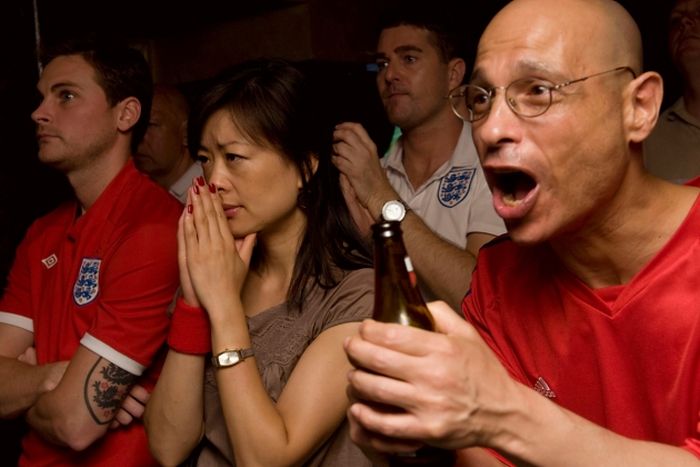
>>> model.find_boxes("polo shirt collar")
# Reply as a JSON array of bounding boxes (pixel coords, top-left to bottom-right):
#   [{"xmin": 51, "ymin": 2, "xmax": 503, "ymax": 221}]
[
  {"xmin": 383, "ymin": 122, "xmax": 471, "ymax": 188},
  {"xmin": 69, "ymin": 159, "xmax": 139, "ymax": 238},
  {"xmin": 666, "ymin": 97, "xmax": 700, "ymax": 129}
]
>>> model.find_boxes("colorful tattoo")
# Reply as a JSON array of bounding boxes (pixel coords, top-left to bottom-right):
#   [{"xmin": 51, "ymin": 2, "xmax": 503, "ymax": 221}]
[{"xmin": 83, "ymin": 358, "xmax": 135, "ymax": 425}]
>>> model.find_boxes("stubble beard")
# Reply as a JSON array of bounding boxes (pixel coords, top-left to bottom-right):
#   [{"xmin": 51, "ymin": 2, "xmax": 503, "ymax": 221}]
[{"xmin": 40, "ymin": 129, "xmax": 116, "ymax": 175}]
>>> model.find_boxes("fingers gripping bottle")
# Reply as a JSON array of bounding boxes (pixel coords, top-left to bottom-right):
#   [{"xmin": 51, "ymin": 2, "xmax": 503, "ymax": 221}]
[{"xmin": 371, "ymin": 220, "xmax": 455, "ymax": 466}]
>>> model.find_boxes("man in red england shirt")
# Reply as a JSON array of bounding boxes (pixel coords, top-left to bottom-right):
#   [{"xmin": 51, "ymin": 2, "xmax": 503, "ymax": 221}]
[
  {"xmin": 0, "ymin": 39, "xmax": 181, "ymax": 465},
  {"xmin": 344, "ymin": 0, "xmax": 700, "ymax": 465}
]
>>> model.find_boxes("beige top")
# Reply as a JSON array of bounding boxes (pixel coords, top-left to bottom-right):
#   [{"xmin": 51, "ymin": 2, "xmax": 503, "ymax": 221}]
[
  {"xmin": 196, "ymin": 268, "xmax": 374, "ymax": 467},
  {"xmin": 644, "ymin": 98, "xmax": 700, "ymax": 183},
  {"xmin": 382, "ymin": 122, "xmax": 505, "ymax": 248}
]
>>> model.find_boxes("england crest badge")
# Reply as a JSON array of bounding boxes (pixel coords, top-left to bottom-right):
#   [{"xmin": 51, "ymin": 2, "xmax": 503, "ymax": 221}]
[
  {"xmin": 438, "ymin": 167, "xmax": 475, "ymax": 207},
  {"xmin": 73, "ymin": 258, "xmax": 101, "ymax": 306}
]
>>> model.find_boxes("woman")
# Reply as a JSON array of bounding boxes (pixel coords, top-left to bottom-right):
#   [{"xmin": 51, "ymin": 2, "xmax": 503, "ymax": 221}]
[{"xmin": 144, "ymin": 60, "xmax": 373, "ymax": 466}]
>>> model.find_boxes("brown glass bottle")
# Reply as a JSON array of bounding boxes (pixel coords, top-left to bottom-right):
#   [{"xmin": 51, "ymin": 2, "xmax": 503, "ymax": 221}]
[
  {"xmin": 372, "ymin": 221, "xmax": 455, "ymax": 467},
  {"xmin": 372, "ymin": 220, "xmax": 435, "ymax": 329}
]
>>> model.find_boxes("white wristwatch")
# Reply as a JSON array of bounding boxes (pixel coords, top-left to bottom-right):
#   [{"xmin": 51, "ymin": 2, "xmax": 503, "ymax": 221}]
[
  {"xmin": 211, "ymin": 348, "xmax": 254, "ymax": 369},
  {"xmin": 381, "ymin": 199, "xmax": 408, "ymax": 222}
]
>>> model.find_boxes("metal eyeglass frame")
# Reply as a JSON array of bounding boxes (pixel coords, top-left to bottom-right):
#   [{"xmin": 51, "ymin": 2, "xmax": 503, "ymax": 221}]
[{"xmin": 448, "ymin": 66, "xmax": 638, "ymax": 122}]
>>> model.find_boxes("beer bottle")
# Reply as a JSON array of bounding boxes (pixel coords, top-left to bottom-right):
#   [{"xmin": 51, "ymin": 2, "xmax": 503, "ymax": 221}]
[{"xmin": 371, "ymin": 220, "xmax": 455, "ymax": 466}]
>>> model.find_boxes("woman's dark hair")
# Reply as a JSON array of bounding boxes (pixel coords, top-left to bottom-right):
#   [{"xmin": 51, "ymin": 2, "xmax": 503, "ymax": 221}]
[
  {"xmin": 188, "ymin": 59, "xmax": 371, "ymax": 308},
  {"xmin": 40, "ymin": 37, "xmax": 153, "ymax": 152}
]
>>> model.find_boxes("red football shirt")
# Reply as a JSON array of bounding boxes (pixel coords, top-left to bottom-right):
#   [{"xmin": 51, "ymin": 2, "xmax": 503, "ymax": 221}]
[
  {"xmin": 463, "ymin": 195, "xmax": 700, "ymax": 459},
  {"xmin": 0, "ymin": 160, "xmax": 181, "ymax": 466}
]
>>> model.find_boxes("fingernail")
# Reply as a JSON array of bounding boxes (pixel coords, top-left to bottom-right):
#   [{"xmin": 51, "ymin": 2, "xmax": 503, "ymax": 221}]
[
  {"xmin": 209, "ymin": 183, "xmax": 216, "ymax": 193},
  {"xmin": 187, "ymin": 204, "xmax": 193, "ymax": 214},
  {"xmin": 197, "ymin": 176, "xmax": 205, "ymax": 186},
  {"xmin": 193, "ymin": 184, "xmax": 199, "ymax": 194}
]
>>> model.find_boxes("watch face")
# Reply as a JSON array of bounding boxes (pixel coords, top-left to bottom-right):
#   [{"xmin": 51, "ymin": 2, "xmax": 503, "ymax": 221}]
[
  {"xmin": 382, "ymin": 200, "xmax": 406, "ymax": 222},
  {"xmin": 216, "ymin": 350, "xmax": 241, "ymax": 367}
]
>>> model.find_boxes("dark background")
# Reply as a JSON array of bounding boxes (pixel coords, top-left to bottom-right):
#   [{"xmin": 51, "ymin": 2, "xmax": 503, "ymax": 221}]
[{"xmin": 0, "ymin": 0, "xmax": 679, "ymax": 462}]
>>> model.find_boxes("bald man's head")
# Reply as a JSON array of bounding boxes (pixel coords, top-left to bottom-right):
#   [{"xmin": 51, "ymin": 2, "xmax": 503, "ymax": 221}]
[
  {"xmin": 152, "ymin": 84, "xmax": 189, "ymax": 123},
  {"xmin": 466, "ymin": 0, "xmax": 661, "ymax": 245},
  {"xmin": 135, "ymin": 84, "xmax": 192, "ymax": 188},
  {"xmin": 478, "ymin": 0, "xmax": 642, "ymax": 77}
]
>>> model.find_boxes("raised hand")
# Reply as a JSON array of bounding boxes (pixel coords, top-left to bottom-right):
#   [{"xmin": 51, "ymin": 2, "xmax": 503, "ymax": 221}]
[
  {"xmin": 332, "ymin": 122, "xmax": 399, "ymax": 218},
  {"xmin": 339, "ymin": 173, "xmax": 375, "ymax": 238},
  {"xmin": 182, "ymin": 176, "xmax": 256, "ymax": 318},
  {"xmin": 177, "ymin": 184, "xmax": 201, "ymax": 307}
]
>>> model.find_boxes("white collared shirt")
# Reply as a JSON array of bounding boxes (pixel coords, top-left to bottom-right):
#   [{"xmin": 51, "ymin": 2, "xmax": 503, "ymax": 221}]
[{"xmin": 381, "ymin": 122, "xmax": 505, "ymax": 250}]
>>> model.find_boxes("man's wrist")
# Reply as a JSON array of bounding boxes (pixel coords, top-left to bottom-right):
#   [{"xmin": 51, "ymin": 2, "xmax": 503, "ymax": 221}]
[
  {"xmin": 368, "ymin": 190, "xmax": 401, "ymax": 221},
  {"xmin": 491, "ymin": 383, "xmax": 572, "ymax": 463}
]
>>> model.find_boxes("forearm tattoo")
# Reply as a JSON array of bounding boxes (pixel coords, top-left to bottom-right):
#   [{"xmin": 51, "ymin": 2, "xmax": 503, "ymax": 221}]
[{"xmin": 83, "ymin": 358, "xmax": 136, "ymax": 425}]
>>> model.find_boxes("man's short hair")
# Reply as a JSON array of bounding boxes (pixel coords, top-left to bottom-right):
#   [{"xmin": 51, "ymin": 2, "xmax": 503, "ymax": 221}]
[
  {"xmin": 40, "ymin": 38, "xmax": 153, "ymax": 152},
  {"xmin": 377, "ymin": 4, "xmax": 466, "ymax": 64}
]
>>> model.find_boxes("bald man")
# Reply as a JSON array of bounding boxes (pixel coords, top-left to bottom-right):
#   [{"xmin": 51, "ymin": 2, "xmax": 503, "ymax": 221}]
[
  {"xmin": 134, "ymin": 84, "xmax": 202, "ymax": 203},
  {"xmin": 344, "ymin": 0, "xmax": 700, "ymax": 465}
]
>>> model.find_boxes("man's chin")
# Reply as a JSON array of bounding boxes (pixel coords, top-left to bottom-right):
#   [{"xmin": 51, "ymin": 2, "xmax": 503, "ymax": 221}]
[{"xmin": 505, "ymin": 220, "xmax": 550, "ymax": 246}]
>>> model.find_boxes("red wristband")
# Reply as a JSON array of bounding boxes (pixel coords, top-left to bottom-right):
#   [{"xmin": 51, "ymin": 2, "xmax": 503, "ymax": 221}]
[{"xmin": 167, "ymin": 297, "xmax": 211, "ymax": 355}]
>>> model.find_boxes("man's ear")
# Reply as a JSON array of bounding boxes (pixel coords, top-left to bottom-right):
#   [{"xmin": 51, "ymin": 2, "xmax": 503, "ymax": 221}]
[
  {"xmin": 447, "ymin": 57, "xmax": 466, "ymax": 91},
  {"xmin": 116, "ymin": 97, "xmax": 142, "ymax": 132},
  {"xmin": 624, "ymin": 71, "xmax": 663, "ymax": 144}
]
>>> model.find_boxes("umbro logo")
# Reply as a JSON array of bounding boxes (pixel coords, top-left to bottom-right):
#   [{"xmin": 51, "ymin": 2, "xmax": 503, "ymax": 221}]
[
  {"xmin": 41, "ymin": 254, "xmax": 58, "ymax": 269},
  {"xmin": 534, "ymin": 376, "xmax": 556, "ymax": 399}
]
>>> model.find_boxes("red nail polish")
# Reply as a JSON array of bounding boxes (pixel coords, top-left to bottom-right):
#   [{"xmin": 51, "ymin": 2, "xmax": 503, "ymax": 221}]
[
  {"xmin": 209, "ymin": 183, "xmax": 216, "ymax": 193},
  {"xmin": 194, "ymin": 184, "xmax": 199, "ymax": 194},
  {"xmin": 197, "ymin": 176, "xmax": 205, "ymax": 186},
  {"xmin": 187, "ymin": 204, "xmax": 193, "ymax": 214}
]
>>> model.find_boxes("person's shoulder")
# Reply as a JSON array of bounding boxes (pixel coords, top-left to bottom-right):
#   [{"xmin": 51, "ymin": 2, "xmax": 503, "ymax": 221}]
[
  {"xmin": 311, "ymin": 267, "xmax": 374, "ymax": 322},
  {"xmin": 336, "ymin": 267, "xmax": 374, "ymax": 288},
  {"xmin": 477, "ymin": 234, "xmax": 538, "ymax": 268},
  {"xmin": 97, "ymin": 172, "xmax": 181, "ymax": 250},
  {"xmin": 122, "ymin": 167, "xmax": 183, "ymax": 223},
  {"xmin": 23, "ymin": 201, "xmax": 76, "ymax": 239}
]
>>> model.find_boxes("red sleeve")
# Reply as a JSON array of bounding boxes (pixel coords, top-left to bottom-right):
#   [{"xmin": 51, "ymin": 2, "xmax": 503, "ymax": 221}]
[
  {"xmin": 685, "ymin": 176, "xmax": 700, "ymax": 188},
  {"xmin": 683, "ymin": 437, "xmax": 700, "ymax": 458},
  {"xmin": 80, "ymin": 222, "xmax": 179, "ymax": 375}
]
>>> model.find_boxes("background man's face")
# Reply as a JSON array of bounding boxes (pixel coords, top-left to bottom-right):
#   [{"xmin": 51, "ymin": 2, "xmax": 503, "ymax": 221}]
[
  {"xmin": 669, "ymin": 0, "xmax": 700, "ymax": 71},
  {"xmin": 135, "ymin": 92, "xmax": 187, "ymax": 179},
  {"xmin": 375, "ymin": 25, "xmax": 454, "ymax": 130}
]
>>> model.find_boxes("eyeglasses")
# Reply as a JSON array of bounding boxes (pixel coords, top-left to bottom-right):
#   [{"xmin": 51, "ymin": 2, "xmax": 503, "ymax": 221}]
[{"xmin": 447, "ymin": 66, "xmax": 637, "ymax": 123}]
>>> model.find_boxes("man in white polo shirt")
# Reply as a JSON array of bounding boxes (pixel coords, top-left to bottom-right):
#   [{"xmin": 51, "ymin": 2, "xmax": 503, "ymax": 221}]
[{"xmin": 333, "ymin": 8, "xmax": 504, "ymax": 308}]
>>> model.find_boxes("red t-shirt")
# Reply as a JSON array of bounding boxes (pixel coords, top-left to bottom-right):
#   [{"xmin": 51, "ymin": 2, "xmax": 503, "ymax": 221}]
[
  {"xmin": 0, "ymin": 160, "xmax": 181, "ymax": 466},
  {"xmin": 463, "ymin": 195, "xmax": 700, "ymax": 460}
]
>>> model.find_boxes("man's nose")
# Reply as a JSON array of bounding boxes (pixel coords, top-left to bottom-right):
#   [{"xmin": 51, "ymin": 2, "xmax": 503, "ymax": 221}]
[
  {"xmin": 383, "ymin": 62, "xmax": 400, "ymax": 82},
  {"xmin": 473, "ymin": 89, "xmax": 522, "ymax": 152},
  {"xmin": 31, "ymin": 99, "xmax": 50, "ymax": 124}
]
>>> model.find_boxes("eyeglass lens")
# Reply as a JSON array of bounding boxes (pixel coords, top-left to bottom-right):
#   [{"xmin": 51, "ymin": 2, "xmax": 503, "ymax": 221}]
[{"xmin": 450, "ymin": 78, "xmax": 555, "ymax": 122}]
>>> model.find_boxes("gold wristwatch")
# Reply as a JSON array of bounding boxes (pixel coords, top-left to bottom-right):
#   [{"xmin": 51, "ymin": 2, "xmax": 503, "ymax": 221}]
[{"xmin": 211, "ymin": 348, "xmax": 254, "ymax": 369}]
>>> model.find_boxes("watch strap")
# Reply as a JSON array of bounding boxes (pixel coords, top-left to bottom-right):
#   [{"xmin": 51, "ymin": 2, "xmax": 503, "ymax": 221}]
[{"xmin": 211, "ymin": 347, "xmax": 255, "ymax": 368}]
